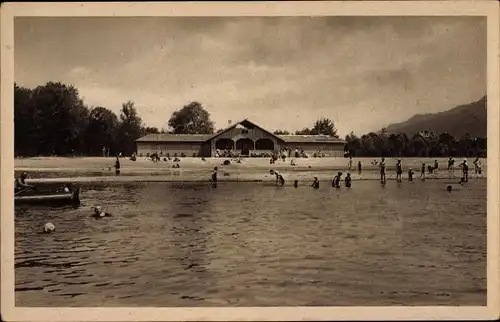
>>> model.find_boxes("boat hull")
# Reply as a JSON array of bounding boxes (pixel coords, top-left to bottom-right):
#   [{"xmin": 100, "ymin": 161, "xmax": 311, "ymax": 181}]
[{"xmin": 15, "ymin": 188, "xmax": 81, "ymax": 206}]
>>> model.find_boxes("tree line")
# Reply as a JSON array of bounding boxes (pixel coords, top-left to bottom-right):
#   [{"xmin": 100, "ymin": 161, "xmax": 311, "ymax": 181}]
[{"xmin": 14, "ymin": 81, "xmax": 486, "ymax": 158}]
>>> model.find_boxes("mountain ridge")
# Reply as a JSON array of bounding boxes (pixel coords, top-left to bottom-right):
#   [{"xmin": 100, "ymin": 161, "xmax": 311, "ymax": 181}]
[{"xmin": 385, "ymin": 96, "xmax": 487, "ymax": 138}]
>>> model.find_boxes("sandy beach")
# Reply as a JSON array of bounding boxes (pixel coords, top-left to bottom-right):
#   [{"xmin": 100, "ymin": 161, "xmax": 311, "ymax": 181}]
[{"xmin": 14, "ymin": 156, "xmax": 486, "ymax": 184}]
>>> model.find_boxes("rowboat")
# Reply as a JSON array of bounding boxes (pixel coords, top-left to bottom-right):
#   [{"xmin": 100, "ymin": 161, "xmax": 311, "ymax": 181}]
[{"xmin": 15, "ymin": 188, "xmax": 81, "ymax": 206}]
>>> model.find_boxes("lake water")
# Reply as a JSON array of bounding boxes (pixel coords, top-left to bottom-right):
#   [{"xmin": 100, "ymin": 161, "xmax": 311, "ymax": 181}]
[{"xmin": 15, "ymin": 180, "xmax": 487, "ymax": 306}]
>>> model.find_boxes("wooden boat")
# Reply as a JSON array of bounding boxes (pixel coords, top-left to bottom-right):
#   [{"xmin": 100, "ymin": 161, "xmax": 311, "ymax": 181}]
[{"xmin": 15, "ymin": 188, "xmax": 81, "ymax": 206}]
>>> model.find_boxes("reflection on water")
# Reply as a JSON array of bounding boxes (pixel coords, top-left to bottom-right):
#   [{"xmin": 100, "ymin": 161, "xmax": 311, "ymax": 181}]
[{"xmin": 15, "ymin": 180, "xmax": 486, "ymax": 306}]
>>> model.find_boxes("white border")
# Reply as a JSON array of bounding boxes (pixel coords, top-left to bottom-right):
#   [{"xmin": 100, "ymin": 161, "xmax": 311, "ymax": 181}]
[{"xmin": 1, "ymin": 2, "xmax": 499, "ymax": 321}]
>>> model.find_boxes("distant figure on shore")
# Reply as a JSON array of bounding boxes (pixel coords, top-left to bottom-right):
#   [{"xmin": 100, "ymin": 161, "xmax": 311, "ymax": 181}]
[
  {"xmin": 332, "ymin": 172, "xmax": 342, "ymax": 188},
  {"xmin": 294, "ymin": 180, "xmax": 298, "ymax": 188},
  {"xmin": 408, "ymin": 168, "xmax": 415, "ymax": 182},
  {"xmin": 396, "ymin": 160, "xmax": 403, "ymax": 183},
  {"xmin": 473, "ymin": 157, "xmax": 482, "ymax": 175},
  {"xmin": 420, "ymin": 162, "xmax": 426, "ymax": 180},
  {"xmin": 211, "ymin": 167, "xmax": 218, "ymax": 183},
  {"xmin": 427, "ymin": 165, "xmax": 434, "ymax": 175},
  {"xmin": 358, "ymin": 161, "xmax": 362, "ymax": 175},
  {"xmin": 348, "ymin": 157, "xmax": 353, "ymax": 171},
  {"xmin": 114, "ymin": 157, "xmax": 121, "ymax": 175},
  {"xmin": 345, "ymin": 173, "xmax": 352, "ymax": 188},
  {"xmin": 433, "ymin": 159, "xmax": 439, "ymax": 172},
  {"xmin": 311, "ymin": 177, "xmax": 319, "ymax": 189},
  {"xmin": 460, "ymin": 159, "xmax": 469, "ymax": 182},
  {"xmin": 379, "ymin": 158, "xmax": 386, "ymax": 184},
  {"xmin": 15, "ymin": 172, "xmax": 35, "ymax": 193}
]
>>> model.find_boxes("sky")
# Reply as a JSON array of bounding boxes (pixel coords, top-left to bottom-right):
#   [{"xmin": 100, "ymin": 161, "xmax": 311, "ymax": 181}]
[{"xmin": 14, "ymin": 16, "xmax": 486, "ymax": 137}]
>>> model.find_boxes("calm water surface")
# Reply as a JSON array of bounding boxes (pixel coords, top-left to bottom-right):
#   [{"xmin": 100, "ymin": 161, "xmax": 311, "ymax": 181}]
[{"xmin": 15, "ymin": 180, "xmax": 486, "ymax": 306}]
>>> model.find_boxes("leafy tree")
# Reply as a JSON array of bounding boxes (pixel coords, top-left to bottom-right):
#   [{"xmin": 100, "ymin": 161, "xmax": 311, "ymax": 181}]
[
  {"xmin": 116, "ymin": 101, "xmax": 144, "ymax": 156},
  {"xmin": 168, "ymin": 101, "xmax": 215, "ymax": 134},
  {"xmin": 273, "ymin": 129, "xmax": 290, "ymax": 135},
  {"xmin": 310, "ymin": 118, "xmax": 339, "ymax": 137},
  {"xmin": 14, "ymin": 83, "xmax": 35, "ymax": 156},
  {"xmin": 143, "ymin": 126, "xmax": 161, "ymax": 134},
  {"xmin": 295, "ymin": 128, "xmax": 312, "ymax": 135},
  {"xmin": 29, "ymin": 82, "xmax": 89, "ymax": 156},
  {"xmin": 344, "ymin": 131, "xmax": 361, "ymax": 156},
  {"xmin": 85, "ymin": 106, "xmax": 119, "ymax": 156}
]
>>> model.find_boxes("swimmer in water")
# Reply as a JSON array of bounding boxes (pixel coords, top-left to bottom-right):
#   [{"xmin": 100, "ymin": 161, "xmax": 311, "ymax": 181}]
[
  {"xmin": 345, "ymin": 173, "xmax": 352, "ymax": 188},
  {"xmin": 379, "ymin": 158, "xmax": 386, "ymax": 184},
  {"xmin": 408, "ymin": 168, "xmax": 415, "ymax": 182},
  {"xmin": 396, "ymin": 160, "xmax": 403, "ymax": 183},
  {"xmin": 91, "ymin": 206, "xmax": 112, "ymax": 218},
  {"xmin": 332, "ymin": 172, "xmax": 342, "ymax": 188},
  {"xmin": 311, "ymin": 177, "xmax": 320, "ymax": 189}
]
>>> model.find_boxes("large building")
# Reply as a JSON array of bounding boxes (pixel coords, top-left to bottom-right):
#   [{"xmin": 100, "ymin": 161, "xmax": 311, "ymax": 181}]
[{"xmin": 135, "ymin": 119, "xmax": 346, "ymax": 157}]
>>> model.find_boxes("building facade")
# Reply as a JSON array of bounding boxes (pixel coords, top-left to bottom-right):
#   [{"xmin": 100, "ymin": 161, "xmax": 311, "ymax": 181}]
[{"xmin": 135, "ymin": 119, "xmax": 346, "ymax": 157}]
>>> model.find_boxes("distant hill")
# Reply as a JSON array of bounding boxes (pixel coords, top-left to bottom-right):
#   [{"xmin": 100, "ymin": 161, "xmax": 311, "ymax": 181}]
[{"xmin": 385, "ymin": 96, "xmax": 487, "ymax": 138}]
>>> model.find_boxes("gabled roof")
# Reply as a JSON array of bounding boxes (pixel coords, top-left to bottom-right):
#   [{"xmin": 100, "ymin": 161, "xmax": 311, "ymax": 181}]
[
  {"xmin": 278, "ymin": 135, "xmax": 346, "ymax": 144},
  {"xmin": 206, "ymin": 118, "xmax": 286, "ymax": 142},
  {"xmin": 135, "ymin": 134, "xmax": 212, "ymax": 143}
]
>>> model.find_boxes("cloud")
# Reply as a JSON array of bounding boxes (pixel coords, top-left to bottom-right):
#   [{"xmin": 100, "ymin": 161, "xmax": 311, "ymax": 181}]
[{"xmin": 14, "ymin": 16, "xmax": 486, "ymax": 136}]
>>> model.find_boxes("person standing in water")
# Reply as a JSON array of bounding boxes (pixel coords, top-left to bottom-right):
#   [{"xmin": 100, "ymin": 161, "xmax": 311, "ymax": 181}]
[
  {"xmin": 332, "ymin": 172, "xmax": 342, "ymax": 188},
  {"xmin": 345, "ymin": 173, "xmax": 352, "ymax": 188},
  {"xmin": 311, "ymin": 177, "xmax": 320, "ymax": 189},
  {"xmin": 379, "ymin": 157, "xmax": 386, "ymax": 184},
  {"xmin": 114, "ymin": 156, "xmax": 121, "ymax": 175},
  {"xmin": 395, "ymin": 160, "xmax": 403, "ymax": 183},
  {"xmin": 348, "ymin": 157, "xmax": 353, "ymax": 171},
  {"xmin": 211, "ymin": 167, "xmax": 218, "ymax": 183},
  {"xmin": 358, "ymin": 161, "xmax": 362, "ymax": 175},
  {"xmin": 408, "ymin": 168, "xmax": 415, "ymax": 182},
  {"xmin": 433, "ymin": 159, "xmax": 439, "ymax": 172},
  {"xmin": 420, "ymin": 162, "xmax": 426, "ymax": 179},
  {"xmin": 473, "ymin": 157, "xmax": 482, "ymax": 175},
  {"xmin": 460, "ymin": 159, "xmax": 469, "ymax": 182}
]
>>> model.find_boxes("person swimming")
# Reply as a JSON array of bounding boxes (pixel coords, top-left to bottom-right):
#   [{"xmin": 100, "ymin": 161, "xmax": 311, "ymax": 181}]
[
  {"xmin": 345, "ymin": 173, "xmax": 352, "ymax": 188},
  {"xmin": 379, "ymin": 158, "xmax": 386, "ymax": 184},
  {"xmin": 408, "ymin": 168, "xmax": 415, "ymax": 182},
  {"xmin": 332, "ymin": 172, "xmax": 342, "ymax": 188},
  {"xmin": 91, "ymin": 206, "xmax": 112, "ymax": 218},
  {"xmin": 311, "ymin": 177, "xmax": 319, "ymax": 189},
  {"xmin": 396, "ymin": 160, "xmax": 403, "ymax": 183}
]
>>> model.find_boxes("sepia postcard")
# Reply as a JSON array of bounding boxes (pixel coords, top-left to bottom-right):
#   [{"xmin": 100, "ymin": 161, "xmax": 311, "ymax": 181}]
[{"xmin": 1, "ymin": 1, "xmax": 499, "ymax": 321}]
